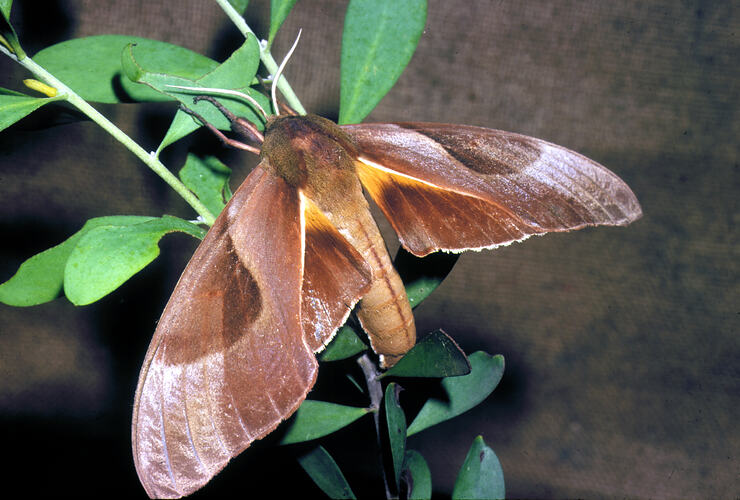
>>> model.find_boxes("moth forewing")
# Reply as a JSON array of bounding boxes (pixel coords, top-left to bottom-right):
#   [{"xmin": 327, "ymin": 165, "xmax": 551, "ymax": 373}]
[{"xmin": 344, "ymin": 122, "xmax": 642, "ymax": 256}]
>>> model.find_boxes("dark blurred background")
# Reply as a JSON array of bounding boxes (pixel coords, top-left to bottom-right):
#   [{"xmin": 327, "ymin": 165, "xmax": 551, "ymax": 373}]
[{"xmin": 0, "ymin": 1, "xmax": 737, "ymax": 498}]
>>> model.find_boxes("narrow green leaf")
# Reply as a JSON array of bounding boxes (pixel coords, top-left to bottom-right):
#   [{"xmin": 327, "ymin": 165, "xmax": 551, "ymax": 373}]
[
  {"xmin": 339, "ymin": 0, "xmax": 427, "ymax": 124},
  {"xmin": 0, "ymin": 87, "xmax": 25, "ymax": 96},
  {"xmin": 279, "ymin": 400, "xmax": 368, "ymax": 445},
  {"xmin": 452, "ymin": 436, "xmax": 505, "ymax": 500},
  {"xmin": 382, "ymin": 329, "xmax": 470, "ymax": 379},
  {"xmin": 227, "ymin": 0, "xmax": 248, "ymax": 14},
  {"xmin": 344, "ymin": 373, "xmax": 365, "ymax": 394},
  {"xmin": 63, "ymin": 216, "xmax": 204, "ymax": 305},
  {"xmin": 0, "ymin": 2, "xmax": 22, "ymax": 57},
  {"xmin": 178, "ymin": 154, "xmax": 232, "ymax": 216},
  {"xmin": 297, "ymin": 445, "xmax": 357, "ymax": 499},
  {"xmin": 319, "ymin": 325, "xmax": 368, "ymax": 362},
  {"xmin": 403, "ymin": 450, "xmax": 432, "ymax": 500},
  {"xmin": 1, "ymin": 0, "xmax": 12, "ymax": 20},
  {"xmin": 0, "ymin": 216, "xmax": 158, "ymax": 307},
  {"xmin": 269, "ymin": 0, "xmax": 298, "ymax": 45},
  {"xmin": 395, "ymin": 247, "xmax": 459, "ymax": 308},
  {"xmin": 385, "ymin": 382, "xmax": 407, "ymax": 489},
  {"xmin": 407, "ymin": 352, "xmax": 504, "ymax": 436},
  {"xmin": 34, "ymin": 35, "xmax": 219, "ymax": 103},
  {"xmin": 0, "ymin": 94, "xmax": 58, "ymax": 132}
]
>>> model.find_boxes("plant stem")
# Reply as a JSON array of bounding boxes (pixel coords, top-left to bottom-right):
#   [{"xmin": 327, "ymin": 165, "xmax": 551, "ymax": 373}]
[
  {"xmin": 358, "ymin": 354, "xmax": 394, "ymax": 500},
  {"xmin": 2, "ymin": 47, "xmax": 216, "ymax": 226},
  {"xmin": 215, "ymin": 0, "xmax": 307, "ymax": 115}
]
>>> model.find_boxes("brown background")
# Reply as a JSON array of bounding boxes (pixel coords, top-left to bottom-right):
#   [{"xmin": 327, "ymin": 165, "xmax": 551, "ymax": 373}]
[{"xmin": 0, "ymin": 1, "xmax": 737, "ymax": 498}]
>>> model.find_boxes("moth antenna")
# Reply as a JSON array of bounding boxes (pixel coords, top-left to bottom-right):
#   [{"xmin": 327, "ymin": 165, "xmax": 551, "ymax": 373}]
[
  {"xmin": 179, "ymin": 101, "xmax": 262, "ymax": 155},
  {"xmin": 166, "ymin": 84, "xmax": 268, "ymax": 122},
  {"xmin": 271, "ymin": 29, "xmax": 302, "ymax": 116},
  {"xmin": 252, "ymin": 77, "xmax": 294, "ymax": 117}
]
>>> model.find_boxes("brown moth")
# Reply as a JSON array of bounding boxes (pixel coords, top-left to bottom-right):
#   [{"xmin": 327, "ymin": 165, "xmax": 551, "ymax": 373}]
[{"xmin": 132, "ymin": 110, "xmax": 642, "ymax": 497}]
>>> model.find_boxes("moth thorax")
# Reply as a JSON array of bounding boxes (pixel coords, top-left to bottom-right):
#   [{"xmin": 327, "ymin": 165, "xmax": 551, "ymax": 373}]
[{"xmin": 261, "ymin": 115, "xmax": 361, "ymax": 201}]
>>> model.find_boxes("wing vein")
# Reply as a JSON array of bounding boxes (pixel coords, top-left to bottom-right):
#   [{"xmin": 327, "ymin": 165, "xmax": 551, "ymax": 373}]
[
  {"xmin": 530, "ymin": 145, "xmax": 616, "ymax": 221},
  {"xmin": 158, "ymin": 382, "xmax": 177, "ymax": 493},
  {"xmin": 182, "ymin": 392, "xmax": 206, "ymax": 472},
  {"xmin": 201, "ymin": 358, "xmax": 228, "ymax": 455}
]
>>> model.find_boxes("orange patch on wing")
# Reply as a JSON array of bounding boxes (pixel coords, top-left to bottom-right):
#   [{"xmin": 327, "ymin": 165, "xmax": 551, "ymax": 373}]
[
  {"xmin": 304, "ymin": 196, "xmax": 335, "ymax": 233},
  {"xmin": 355, "ymin": 159, "xmax": 534, "ymax": 256},
  {"xmin": 301, "ymin": 196, "xmax": 372, "ymax": 352}
]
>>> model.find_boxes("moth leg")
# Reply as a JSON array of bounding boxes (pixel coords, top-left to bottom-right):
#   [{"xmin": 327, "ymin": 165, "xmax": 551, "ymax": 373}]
[
  {"xmin": 178, "ymin": 99, "xmax": 263, "ymax": 155},
  {"xmin": 193, "ymin": 96, "xmax": 265, "ymax": 144}
]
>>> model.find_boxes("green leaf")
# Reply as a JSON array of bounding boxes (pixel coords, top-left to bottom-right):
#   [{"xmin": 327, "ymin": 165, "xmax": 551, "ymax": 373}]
[
  {"xmin": 178, "ymin": 154, "xmax": 232, "ymax": 216},
  {"xmin": 297, "ymin": 445, "xmax": 357, "ymax": 499},
  {"xmin": 385, "ymin": 382, "xmax": 407, "ymax": 489},
  {"xmin": 199, "ymin": 37, "xmax": 261, "ymax": 89},
  {"xmin": 319, "ymin": 325, "xmax": 368, "ymax": 362},
  {"xmin": 279, "ymin": 400, "xmax": 368, "ymax": 445},
  {"xmin": 382, "ymin": 329, "xmax": 470, "ymax": 379},
  {"xmin": 157, "ymin": 87, "xmax": 269, "ymax": 152},
  {"xmin": 33, "ymin": 35, "xmax": 219, "ymax": 103},
  {"xmin": 0, "ymin": 87, "xmax": 25, "ymax": 96},
  {"xmin": 119, "ymin": 41, "xmax": 267, "ymax": 151},
  {"xmin": 403, "ymin": 450, "xmax": 432, "ymax": 500},
  {"xmin": 63, "ymin": 216, "xmax": 204, "ymax": 305},
  {"xmin": 0, "ymin": 2, "xmax": 22, "ymax": 57},
  {"xmin": 0, "ymin": 94, "xmax": 58, "ymax": 132},
  {"xmin": 452, "ymin": 436, "xmax": 505, "ymax": 500},
  {"xmin": 339, "ymin": 0, "xmax": 427, "ymax": 124},
  {"xmin": 1, "ymin": 0, "xmax": 12, "ymax": 20},
  {"xmin": 228, "ymin": 0, "xmax": 248, "ymax": 14},
  {"xmin": 344, "ymin": 372, "xmax": 365, "ymax": 395},
  {"xmin": 269, "ymin": 0, "xmax": 298, "ymax": 45},
  {"xmin": 121, "ymin": 38, "xmax": 261, "ymax": 96},
  {"xmin": 395, "ymin": 248, "xmax": 459, "ymax": 308},
  {"xmin": 407, "ymin": 352, "xmax": 504, "ymax": 436},
  {"xmin": 0, "ymin": 237, "xmax": 72, "ymax": 306},
  {"xmin": 0, "ymin": 216, "xmax": 160, "ymax": 307},
  {"xmin": 155, "ymin": 37, "xmax": 264, "ymax": 151}
]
